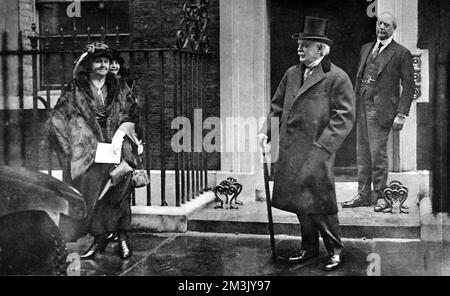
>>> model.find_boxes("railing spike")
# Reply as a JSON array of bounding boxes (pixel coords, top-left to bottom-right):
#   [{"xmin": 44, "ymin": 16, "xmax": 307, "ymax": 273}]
[
  {"xmin": 100, "ymin": 26, "xmax": 106, "ymax": 43},
  {"xmin": 59, "ymin": 26, "xmax": 64, "ymax": 49},
  {"xmin": 115, "ymin": 25, "xmax": 120, "ymax": 49},
  {"xmin": 87, "ymin": 26, "xmax": 91, "ymax": 43},
  {"xmin": 28, "ymin": 23, "xmax": 39, "ymax": 50}
]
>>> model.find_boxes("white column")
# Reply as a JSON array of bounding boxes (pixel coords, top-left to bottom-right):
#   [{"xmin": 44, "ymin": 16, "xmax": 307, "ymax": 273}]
[
  {"xmin": 377, "ymin": 0, "xmax": 423, "ymax": 171},
  {"xmin": 219, "ymin": 0, "xmax": 270, "ymax": 174}
]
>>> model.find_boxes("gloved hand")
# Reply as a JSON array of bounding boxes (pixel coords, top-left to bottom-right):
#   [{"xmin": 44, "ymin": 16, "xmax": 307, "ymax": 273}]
[
  {"xmin": 258, "ymin": 133, "xmax": 270, "ymax": 152},
  {"xmin": 111, "ymin": 130, "xmax": 126, "ymax": 156},
  {"xmin": 393, "ymin": 115, "xmax": 407, "ymax": 131},
  {"xmin": 117, "ymin": 122, "xmax": 142, "ymax": 145},
  {"xmin": 85, "ymin": 43, "xmax": 96, "ymax": 54},
  {"xmin": 137, "ymin": 143, "xmax": 144, "ymax": 155}
]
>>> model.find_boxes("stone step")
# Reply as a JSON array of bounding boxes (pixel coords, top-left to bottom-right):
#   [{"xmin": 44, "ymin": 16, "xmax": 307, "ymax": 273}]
[{"xmin": 188, "ymin": 200, "xmax": 421, "ymax": 239}]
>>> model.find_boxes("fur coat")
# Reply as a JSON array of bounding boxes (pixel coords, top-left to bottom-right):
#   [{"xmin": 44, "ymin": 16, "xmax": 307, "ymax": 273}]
[{"xmin": 47, "ymin": 72, "xmax": 139, "ymax": 181}]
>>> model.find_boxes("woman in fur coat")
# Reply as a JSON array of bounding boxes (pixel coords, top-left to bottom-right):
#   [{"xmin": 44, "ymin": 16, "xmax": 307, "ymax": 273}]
[{"xmin": 47, "ymin": 42, "xmax": 142, "ymax": 259}]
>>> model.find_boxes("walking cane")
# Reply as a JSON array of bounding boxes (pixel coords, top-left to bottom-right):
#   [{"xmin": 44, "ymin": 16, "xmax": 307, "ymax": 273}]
[{"xmin": 263, "ymin": 151, "xmax": 277, "ymax": 260}]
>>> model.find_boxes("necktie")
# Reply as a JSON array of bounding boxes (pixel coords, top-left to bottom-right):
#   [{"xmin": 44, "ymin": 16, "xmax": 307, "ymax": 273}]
[
  {"xmin": 372, "ymin": 42, "xmax": 383, "ymax": 59},
  {"xmin": 304, "ymin": 67, "xmax": 313, "ymax": 81}
]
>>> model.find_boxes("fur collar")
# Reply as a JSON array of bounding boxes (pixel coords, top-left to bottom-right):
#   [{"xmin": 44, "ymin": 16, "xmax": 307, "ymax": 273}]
[
  {"xmin": 321, "ymin": 55, "xmax": 331, "ymax": 73},
  {"xmin": 75, "ymin": 71, "xmax": 120, "ymax": 106},
  {"xmin": 70, "ymin": 71, "xmax": 121, "ymax": 142}
]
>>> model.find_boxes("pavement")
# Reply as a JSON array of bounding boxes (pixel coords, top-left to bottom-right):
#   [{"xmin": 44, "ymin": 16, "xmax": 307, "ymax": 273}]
[
  {"xmin": 63, "ymin": 180, "xmax": 441, "ymax": 277},
  {"xmin": 66, "ymin": 231, "xmax": 450, "ymax": 276}
]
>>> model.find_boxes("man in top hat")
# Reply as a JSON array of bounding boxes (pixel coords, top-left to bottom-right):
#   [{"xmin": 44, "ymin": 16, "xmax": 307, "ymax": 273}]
[
  {"xmin": 341, "ymin": 12, "xmax": 415, "ymax": 212},
  {"xmin": 258, "ymin": 16, "xmax": 356, "ymax": 271}
]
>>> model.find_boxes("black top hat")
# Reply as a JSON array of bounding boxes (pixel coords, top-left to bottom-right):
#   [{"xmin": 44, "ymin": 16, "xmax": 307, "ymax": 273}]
[{"xmin": 291, "ymin": 16, "xmax": 333, "ymax": 46}]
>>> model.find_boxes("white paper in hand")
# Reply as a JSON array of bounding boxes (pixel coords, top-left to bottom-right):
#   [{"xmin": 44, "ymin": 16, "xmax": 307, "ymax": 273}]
[{"xmin": 95, "ymin": 143, "xmax": 121, "ymax": 164}]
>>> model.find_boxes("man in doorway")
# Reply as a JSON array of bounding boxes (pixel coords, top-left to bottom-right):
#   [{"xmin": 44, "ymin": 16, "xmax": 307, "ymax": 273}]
[
  {"xmin": 341, "ymin": 12, "xmax": 415, "ymax": 212},
  {"xmin": 258, "ymin": 16, "xmax": 355, "ymax": 271}
]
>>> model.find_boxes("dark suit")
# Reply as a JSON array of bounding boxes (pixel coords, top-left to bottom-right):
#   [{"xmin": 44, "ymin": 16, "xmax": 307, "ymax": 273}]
[
  {"xmin": 261, "ymin": 57, "xmax": 356, "ymax": 255},
  {"xmin": 355, "ymin": 40, "xmax": 415, "ymax": 199}
]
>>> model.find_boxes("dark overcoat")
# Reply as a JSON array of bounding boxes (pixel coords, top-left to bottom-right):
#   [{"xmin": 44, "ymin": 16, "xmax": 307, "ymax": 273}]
[
  {"xmin": 355, "ymin": 40, "xmax": 415, "ymax": 128},
  {"xmin": 262, "ymin": 58, "xmax": 356, "ymax": 215}
]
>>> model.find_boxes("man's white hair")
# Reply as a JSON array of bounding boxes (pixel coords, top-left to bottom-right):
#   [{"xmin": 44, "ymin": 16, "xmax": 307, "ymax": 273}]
[
  {"xmin": 378, "ymin": 11, "xmax": 398, "ymax": 29},
  {"xmin": 316, "ymin": 42, "xmax": 331, "ymax": 57}
]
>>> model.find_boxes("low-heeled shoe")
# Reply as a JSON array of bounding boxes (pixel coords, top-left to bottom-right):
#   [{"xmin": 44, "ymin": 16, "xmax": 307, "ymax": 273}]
[{"xmin": 282, "ymin": 249, "xmax": 319, "ymax": 265}]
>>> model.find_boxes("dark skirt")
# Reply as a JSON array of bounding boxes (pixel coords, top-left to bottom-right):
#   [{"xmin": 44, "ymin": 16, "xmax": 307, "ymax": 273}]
[
  {"xmin": 62, "ymin": 136, "xmax": 138, "ymax": 240},
  {"xmin": 88, "ymin": 172, "xmax": 133, "ymax": 236},
  {"xmin": 65, "ymin": 162, "xmax": 111, "ymax": 239},
  {"xmin": 87, "ymin": 135, "xmax": 138, "ymax": 237}
]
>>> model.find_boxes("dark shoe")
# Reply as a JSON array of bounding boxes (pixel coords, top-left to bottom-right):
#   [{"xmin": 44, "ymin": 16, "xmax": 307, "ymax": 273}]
[
  {"xmin": 374, "ymin": 198, "xmax": 388, "ymax": 212},
  {"xmin": 80, "ymin": 241, "xmax": 107, "ymax": 259},
  {"xmin": 281, "ymin": 249, "xmax": 319, "ymax": 265},
  {"xmin": 341, "ymin": 194, "xmax": 372, "ymax": 208},
  {"xmin": 118, "ymin": 240, "xmax": 132, "ymax": 259},
  {"xmin": 324, "ymin": 254, "xmax": 344, "ymax": 271}
]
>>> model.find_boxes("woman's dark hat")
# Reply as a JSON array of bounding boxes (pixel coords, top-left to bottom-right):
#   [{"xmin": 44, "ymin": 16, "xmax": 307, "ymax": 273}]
[
  {"xmin": 291, "ymin": 16, "xmax": 333, "ymax": 46},
  {"xmin": 85, "ymin": 42, "xmax": 113, "ymax": 60},
  {"xmin": 73, "ymin": 42, "xmax": 114, "ymax": 77},
  {"xmin": 74, "ymin": 42, "xmax": 113, "ymax": 65},
  {"xmin": 111, "ymin": 50, "xmax": 125, "ymax": 66}
]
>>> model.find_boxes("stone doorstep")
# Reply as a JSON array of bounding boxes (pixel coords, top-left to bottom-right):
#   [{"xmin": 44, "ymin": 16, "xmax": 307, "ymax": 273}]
[
  {"xmin": 187, "ymin": 220, "xmax": 422, "ymax": 240},
  {"xmin": 187, "ymin": 204, "xmax": 422, "ymax": 240},
  {"xmin": 130, "ymin": 172, "xmax": 432, "ymax": 239},
  {"xmin": 186, "ymin": 173, "xmax": 427, "ymax": 240},
  {"xmin": 419, "ymin": 197, "xmax": 450, "ymax": 242},
  {"xmin": 188, "ymin": 198, "xmax": 450, "ymax": 241},
  {"xmin": 131, "ymin": 191, "xmax": 216, "ymax": 233}
]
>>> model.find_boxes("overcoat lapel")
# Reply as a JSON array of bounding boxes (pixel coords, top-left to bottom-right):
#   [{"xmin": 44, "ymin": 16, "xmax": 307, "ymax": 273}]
[
  {"xmin": 282, "ymin": 64, "xmax": 304, "ymax": 115},
  {"xmin": 292, "ymin": 64, "xmax": 305, "ymax": 95},
  {"xmin": 287, "ymin": 63, "xmax": 326, "ymax": 115},
  {"xmin": 296, "ymin": 63, "xmax": 326, "ymax": 98}
]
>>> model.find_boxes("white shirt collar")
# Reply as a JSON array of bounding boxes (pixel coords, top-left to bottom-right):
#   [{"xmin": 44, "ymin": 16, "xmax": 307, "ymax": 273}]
[
  {"xmin": 306, "ymin": 56, "xmax": 325, "ymax": 69},
  {"xmin": 373, "ymin": 36, "xmax": 393, "ymax": 53}
]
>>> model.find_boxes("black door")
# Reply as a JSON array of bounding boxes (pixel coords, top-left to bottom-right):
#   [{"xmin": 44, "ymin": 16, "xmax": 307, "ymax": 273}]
[{"xmin": 270, "ymin": 0, "xmax": 376, "ymax": 176}]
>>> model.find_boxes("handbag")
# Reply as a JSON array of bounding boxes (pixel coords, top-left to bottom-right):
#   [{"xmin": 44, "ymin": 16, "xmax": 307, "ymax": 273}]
[
  {"xmin": 132, "ymin": 156, "xmax": 150, "ymax": 188},
  {"xmin": 110, "ymin": 160, "xmax": 133, "ymax": 186}
]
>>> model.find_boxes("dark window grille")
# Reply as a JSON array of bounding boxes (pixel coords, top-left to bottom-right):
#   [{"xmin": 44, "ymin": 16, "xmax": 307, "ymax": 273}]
[{"xmin": 37, "ymin": 0, "xmax": 130, "ymax": 88}]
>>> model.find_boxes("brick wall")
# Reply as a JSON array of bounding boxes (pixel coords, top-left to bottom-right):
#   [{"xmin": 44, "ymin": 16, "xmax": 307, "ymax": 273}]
[{"xmin": 19, "ymin": 0, "xmax": 34, "ymax": 96}]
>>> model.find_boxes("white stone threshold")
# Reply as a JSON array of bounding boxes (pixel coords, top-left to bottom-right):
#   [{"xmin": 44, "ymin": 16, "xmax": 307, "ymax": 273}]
[{"xmin": 131, "ymin": 191, "xmax": 216, "ymax": 233}]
